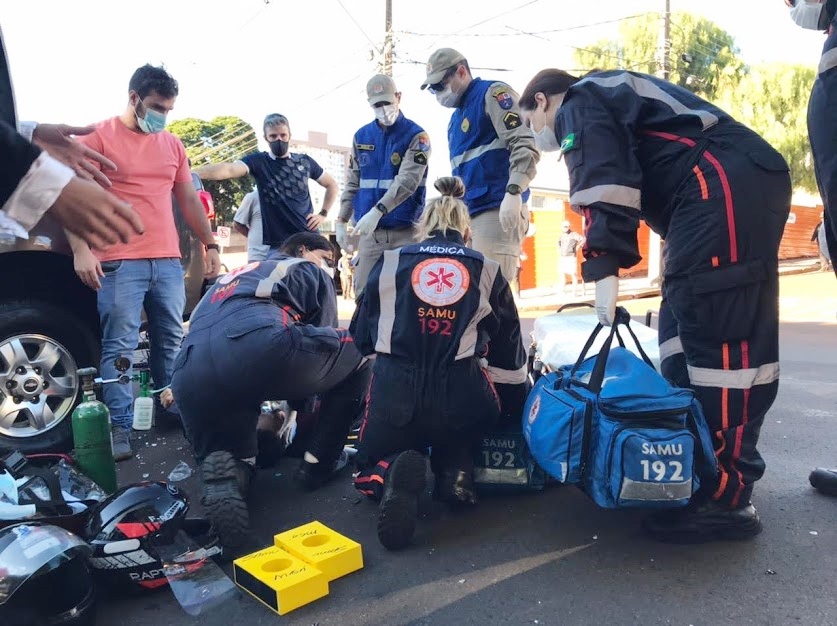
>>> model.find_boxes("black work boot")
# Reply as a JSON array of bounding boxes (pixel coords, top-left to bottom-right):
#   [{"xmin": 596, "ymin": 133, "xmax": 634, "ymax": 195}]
[
  {"xmin": 200, "ymin": 451, "xmax": 254, "ymax": 550},
  {"xmin": 433, "ymin": 470, "xmax": 479, "ymax": 507},
  {"xmin": 294, "ymin": 450, "xmax": 351, "ymax": 491},
  {"xmin": 642, "ymin": 499, "xmax": 762, "ymax": 544},
  {"xmin": 809, "ymin": 468, "xmax": 837, "ymax": 496},
  {"xmin": 377, "ymin": 451, "xmax": 428, "ymax": 551}
]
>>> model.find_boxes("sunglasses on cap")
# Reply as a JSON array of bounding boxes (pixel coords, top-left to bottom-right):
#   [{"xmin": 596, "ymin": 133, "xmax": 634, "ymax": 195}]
[{"xmin": 427, "ymin": 66, "xmax": 458, "ymax": 94}]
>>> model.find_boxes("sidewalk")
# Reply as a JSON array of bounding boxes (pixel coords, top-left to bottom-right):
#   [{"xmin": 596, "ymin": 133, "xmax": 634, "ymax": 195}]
[{"xmin": 515, "ymin": 257, "xmax": 820, "ymax": 313}]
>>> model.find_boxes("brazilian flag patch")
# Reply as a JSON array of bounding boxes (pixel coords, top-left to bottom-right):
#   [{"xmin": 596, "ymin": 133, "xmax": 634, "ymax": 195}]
[{"xmin": 560, "ymin": 133, "xmax": 576, "ymax": 153}]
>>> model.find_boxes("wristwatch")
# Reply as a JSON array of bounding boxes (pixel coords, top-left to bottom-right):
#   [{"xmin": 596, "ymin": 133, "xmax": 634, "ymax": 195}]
[
  {"xmin": 375, "ymin": 202, "xmax": 389, "ymax": 215},
  {"xmin": 318, "ymin": 208, "xmax": 329, "ymax": 217},
  {"xmin": 205, "ymin": 243, "xmax": 220, "ymax": 251},
  {"xmin": 506, "ymin": 184, "xmax": 522, "ymax": 195}
]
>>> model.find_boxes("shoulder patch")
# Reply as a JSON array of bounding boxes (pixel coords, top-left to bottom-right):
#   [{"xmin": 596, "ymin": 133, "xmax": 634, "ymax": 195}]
[
  {"xmin": 493, "ymin": 88, "xmax": 514, "ymax": 110},
  {"xmin": 502, "ymin": 112, "xmax": 522, "ymax": 130},
  {"xmin": 357, "ymin": 143, "xmax": 375, "ymax": 151},
  {"xmin": 417, "ymin": 133, "xmax": 431, "ymax": 152},
  {"xmin": 560, "ymin": 133, "xmax": 577, "ymax": 153},
  {"xmin": 414, "ymin": 152, "xmax": 428, "ymax": 166}
]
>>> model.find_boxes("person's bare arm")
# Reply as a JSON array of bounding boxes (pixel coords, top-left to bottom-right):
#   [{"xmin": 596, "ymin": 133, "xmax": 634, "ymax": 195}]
[
  {"xmin": 195, "ymin": 161, "xmax": 249, "ymax": 181},
  {"xmin": 65, "ymin": 229, "xmax": 103, "ymax": 290},
  {"xmin": 307, "ymin": 172, "xmax": 339, "ymax": 229},
  {"xmin": 173, "ymin": 180, "xmax": 221, "ymax": 277},
  {"xmin": 233, "ymin": 222, "xmax": 249, "ymax": 237}
]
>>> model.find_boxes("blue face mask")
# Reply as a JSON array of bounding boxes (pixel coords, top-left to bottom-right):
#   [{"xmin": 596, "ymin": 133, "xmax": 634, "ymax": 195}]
[{"xmin": 135, "ymin": 100, "xmax": 167, "ymax": 133}]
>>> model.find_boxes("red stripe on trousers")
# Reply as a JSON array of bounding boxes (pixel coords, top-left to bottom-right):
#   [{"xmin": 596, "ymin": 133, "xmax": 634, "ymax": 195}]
[
  {"xmin": 698, "ymin": 150, "xmax": 739, "ymax": 263},
  {"xmin": 713, "ymin": 343, "xmax": 731, "ymax": 499},
  {"xmin": 642, "ymin": 130, "xmax": 739, "ymax": 263},
  {"xmin": 731, "ymin": 340, "xmax": 751, "ymax": 507}
]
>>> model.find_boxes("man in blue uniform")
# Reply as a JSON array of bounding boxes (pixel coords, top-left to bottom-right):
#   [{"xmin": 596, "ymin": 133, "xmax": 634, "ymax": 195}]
[
  {"xmin": 170, "ymin": 232, "xmax": 371, "ymax": 549},
  {"xmin": 785, "ymin": 0, "xmax": 837, "ymax": 496},
  {"xmin": 520, "ymin": 68, "xmax": 791, "ymax": 542},
  {"xmin": 196, "ymin": 114, "xmax": 339, "ymax": 250},
  {"xmin": 337, "ymin": 75, "xmax": 431, "ymax": 296},
  {"xmin": 421, "ymin": 48, "xmax": 539, "ymax": 289}
]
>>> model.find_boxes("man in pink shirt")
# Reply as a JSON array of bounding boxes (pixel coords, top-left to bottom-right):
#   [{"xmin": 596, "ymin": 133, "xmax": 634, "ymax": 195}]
[{"xmin": 70, "ymin": 64, "xmax": 220, "ymax": 461}]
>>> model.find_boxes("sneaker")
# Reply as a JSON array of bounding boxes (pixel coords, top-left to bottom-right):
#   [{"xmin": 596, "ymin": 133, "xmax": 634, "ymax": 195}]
[
  {"xmin": 111, "ymin": 427, "xmax": 133, "ymax": 462},
  {"xmin": 642, "ymin": 499, "xmax": 763, "ymax": 544},
  {"xmin": 809, "ymin": 468, "xmax": 837, "ymax": 497},
  {"xmin": 200, "ymin": 451, "xmax": 253, "ymax": 550},
  {"xmin": 377, "ymin": 450, "xmax": 427, "ymax": 551}
]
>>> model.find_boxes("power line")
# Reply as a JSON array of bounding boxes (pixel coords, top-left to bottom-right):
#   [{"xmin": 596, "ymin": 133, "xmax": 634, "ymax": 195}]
[
  {"xmin": 399, "ymin": 13, "xmax": 653, "ymax": 38},
  {"xmin": 337, "ymin": 0, "xmax": 379, "ymax": 50},
  {"xmin": 421, "ymin": 0, "xmax": 544, "ymax": 50}
]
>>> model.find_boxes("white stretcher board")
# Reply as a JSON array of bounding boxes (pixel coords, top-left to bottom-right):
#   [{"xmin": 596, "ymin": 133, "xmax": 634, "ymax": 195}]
[{"xmin": 532, "ymin": 311, "xmax": 661, "ymax": 372}]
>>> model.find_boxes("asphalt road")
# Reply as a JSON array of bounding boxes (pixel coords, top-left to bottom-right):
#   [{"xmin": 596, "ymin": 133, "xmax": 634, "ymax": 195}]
[{"xmin": 98, "ymin": 272, "xmax": 837, "ymax": 626}]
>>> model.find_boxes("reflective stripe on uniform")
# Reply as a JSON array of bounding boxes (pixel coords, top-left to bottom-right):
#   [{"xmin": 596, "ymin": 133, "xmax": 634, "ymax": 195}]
[
  {"xmin": 456, "ymin": 258, "xmax": 499, "ymax": 360},
  {"xmin": 569, "ymin": 184, "xmax": 641, "ymax": 210},
  {"xmin": 487, "ymin": 364, "xmax": 528, "ymax": 384},
  {"xmin": 820, "ymin": 48, "xmax": 837, "ymax": 75},
  {"xmin": 450, "ymin": 138, "xmax": 506, "ymax": 169},
  {"xmin": 687, "ymin": 362, "xmax": 779, "ymax": 390},
  {"xmin": 659, "ymin": 336, "xmax": 684, "ymax": 361},
  {"xmin": 359, "ymin": 178, "xmax": 395, "ymax": 189},
  {"xmin": 581, "ymin": 73, "xmax": 719, "ymax": 130},
  {"xmin": 373, "ymin": 249, "xmax": 401, "ymax": 353},
  {"xmin": 255, "ymin": 257, "xmax": 306, "ymax": 298}
]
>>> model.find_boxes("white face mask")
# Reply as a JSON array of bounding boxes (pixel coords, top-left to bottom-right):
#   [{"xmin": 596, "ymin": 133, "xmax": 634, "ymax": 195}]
[
  {"xmin": 532, "ymin": 105, "xmax": 561, "ymax": 152},
  {"xmin": 375, "ymin": 104, "xmax": 399, "ymax": 126},
  {"xmin": 321, "ymin": 261, "xmax": 335, "ymax": 279},
  {"xmin": 790, "ymin": 0, "xmax": 829, "ymax": 30},
  {"xmin": 435, "ymin": 85, "xmax": 459, "ymax": 108}
]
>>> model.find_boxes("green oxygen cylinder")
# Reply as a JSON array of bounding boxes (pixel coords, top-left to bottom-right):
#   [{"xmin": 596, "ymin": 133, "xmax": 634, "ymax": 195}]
[{"xmin": 72, "ymin": 367, "xmax": 118, "ymax": 493}]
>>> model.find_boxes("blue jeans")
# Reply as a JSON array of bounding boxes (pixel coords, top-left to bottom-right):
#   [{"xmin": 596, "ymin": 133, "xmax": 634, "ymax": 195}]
[{"xmin": 97, "ymin": 259, "xmax": 186, "ymax": 429}]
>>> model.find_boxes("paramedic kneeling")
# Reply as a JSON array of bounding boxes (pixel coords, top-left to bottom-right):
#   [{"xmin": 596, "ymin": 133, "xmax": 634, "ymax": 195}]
[
  {"xmin": 519, "ymin": 68, "xmax": 791, "ymax": 543},
  {"xmin": 170, "ymin": 232, "xmax": 371, "ymax": 549},
  {"xmin": 349, "ymin": 176, "xmax": 528, "ymax": 550}
]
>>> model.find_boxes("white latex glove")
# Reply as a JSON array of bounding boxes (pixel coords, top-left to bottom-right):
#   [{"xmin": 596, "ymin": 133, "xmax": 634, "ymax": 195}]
[
  {"xmin": 354, "ymin": 206, "xmax": 384, "ymax": 236},
  {"xmin": 595, "ymin": 275, "xmax": 619, "ymax": 326},
  {"xmin": 336, "ymin": 221, "xmax": 349, "ymax": 249},
  {"xmin": 499, "ymin": 192, "xmax": 523, "ymax": 233}
]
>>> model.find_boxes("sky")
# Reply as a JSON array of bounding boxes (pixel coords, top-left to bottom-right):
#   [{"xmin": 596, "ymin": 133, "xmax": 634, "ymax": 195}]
[{"xmin": 2, "ymin": 0, "xmax": 828, "ymax": 190}]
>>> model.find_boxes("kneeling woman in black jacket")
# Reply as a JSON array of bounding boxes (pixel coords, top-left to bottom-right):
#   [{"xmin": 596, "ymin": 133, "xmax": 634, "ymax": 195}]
[{"xmin": 350, "ymin": 177, "xmax": 527, "ymax": 550}]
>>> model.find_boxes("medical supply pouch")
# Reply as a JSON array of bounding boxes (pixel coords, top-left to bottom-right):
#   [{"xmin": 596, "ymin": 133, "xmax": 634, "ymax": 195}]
[
  {"xmin": 523, "ymin": 308, "xmax": 717, "ymax": 509},
  {"xmin": 473, "ymin": 425, "xmax": 546, "ymax": 494}
]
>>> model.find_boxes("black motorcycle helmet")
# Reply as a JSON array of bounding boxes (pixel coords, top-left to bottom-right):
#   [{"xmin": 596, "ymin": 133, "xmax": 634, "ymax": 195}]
[
  {"xmin": 84, "ymin": 481, "xmax": 215, "ymax": 590},
  {"xmin": 0, "ymin": 522, "xmax": 97, "ymax": 625}
]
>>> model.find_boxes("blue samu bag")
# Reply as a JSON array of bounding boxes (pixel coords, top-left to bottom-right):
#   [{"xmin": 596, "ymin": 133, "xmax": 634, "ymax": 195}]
[{"xmin": 523, "ymin": 308, "xmax": 717, "ymax": 509}]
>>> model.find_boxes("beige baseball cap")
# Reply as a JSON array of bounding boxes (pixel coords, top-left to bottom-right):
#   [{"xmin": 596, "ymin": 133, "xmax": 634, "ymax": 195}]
[
  {"xmin": 366, "ymin": 74, "xmax": 398, "ymax": 105},
  {"xmin": 421, "ymin": 48, "xmax": 465, "ymax": 89}
]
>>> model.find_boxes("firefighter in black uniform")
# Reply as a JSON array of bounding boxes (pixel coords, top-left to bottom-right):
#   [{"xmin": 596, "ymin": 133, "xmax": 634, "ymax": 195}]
[
  {"xmin": 170, "ymin": 232, "xmax": 371, "ymax": 549},
  {"xmin": 519, "ymin": 69, "xmax": 791, "ymax": 542},
  {"xmin": 785, "ymin": 0, "xmax": 837, "ymax": 497},
  {"xmin": 350, "ymin": 177, "xmax": 528, "ymax": 550}
]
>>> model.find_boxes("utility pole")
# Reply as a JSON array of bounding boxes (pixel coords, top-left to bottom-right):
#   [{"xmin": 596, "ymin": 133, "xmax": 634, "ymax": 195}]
[
  {"xmin": 657, "ymin": 0, "xmax": 671, "ymax": 80},
  {"xmin": 382, "ymin": 0, "xmax": 393, "ymax": 76},
  {"xmin": 648, "ymin": 0, "xmax": 671, "ymax": 288}
]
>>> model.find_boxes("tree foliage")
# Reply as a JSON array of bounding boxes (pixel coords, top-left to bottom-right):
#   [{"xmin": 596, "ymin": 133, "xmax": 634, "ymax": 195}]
[
  {"xmin": 167, "ymin": 116, "xmax": 258, "ymax": 223},
  {"xmin": 573, "ymin": 12, "xmax": 818, "ymax": 193},
  {"xmin": 719, "ymin": 63, "xmax": 818, "ymax": 193},
  {"xmin": 573, "ymin": 12, "xmax": 746, "ymax": 102}
]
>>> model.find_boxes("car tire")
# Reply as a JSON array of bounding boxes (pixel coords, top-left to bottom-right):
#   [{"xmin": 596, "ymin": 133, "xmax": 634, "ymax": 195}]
[{"xmin": 0, "ymin": 300, "xmax": 99, "ymax": 454}]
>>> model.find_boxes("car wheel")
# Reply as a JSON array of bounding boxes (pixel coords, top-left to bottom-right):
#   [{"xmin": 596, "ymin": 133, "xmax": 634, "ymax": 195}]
[{"xmin": 0, "ymin": 301, "xmax": 99, "ymax": 454}]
